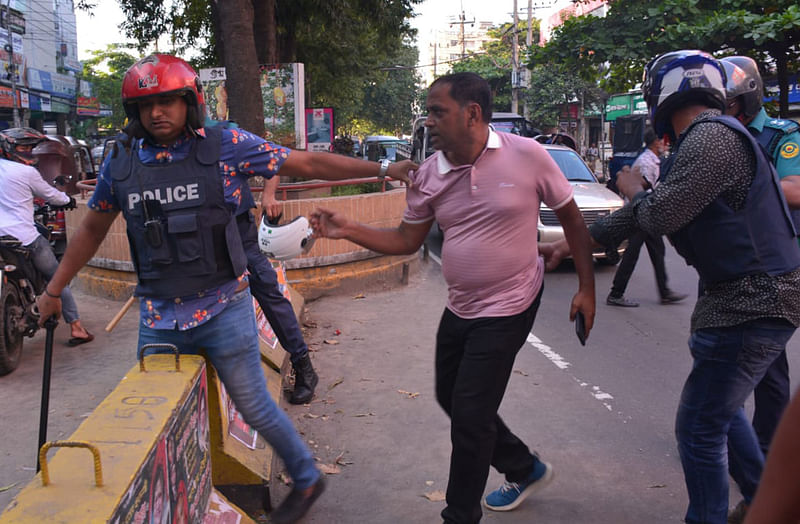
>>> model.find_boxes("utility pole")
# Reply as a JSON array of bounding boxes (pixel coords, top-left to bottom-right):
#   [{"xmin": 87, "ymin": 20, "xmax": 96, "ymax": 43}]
[
  {"xmin": 523, "ymin": 0, "xmax": 532, "ymax": 119},
  {"xmin": 511, "ymin": 0, "xmax": 519, "ymax": 114},
  {"xmin": 450, "ymin": 9, "xmax": 474, "ymax": 60},
  {"xmin": 5, "ymin": 0, "xmax": 20, "ymax": 128}
]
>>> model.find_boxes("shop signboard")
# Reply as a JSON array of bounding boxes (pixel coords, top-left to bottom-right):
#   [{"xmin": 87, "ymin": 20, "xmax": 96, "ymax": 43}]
[
  {"xmin": 605, "ymin": 94, "xmax": 631, "ymax": 122},
  {"xmin": 631, "ymin": 94, "xmax": 648, "ymax": 115},
  {"xmin": 27, "ymin": 68, "xmax": 76, "ymax": 98},
  {"xmin": 765, "ymin": 75, "xmax": 800, "ymax": 104},
  {"xmin": 77, "ymin": 96, "xmax": 99, "ymax": 115}
]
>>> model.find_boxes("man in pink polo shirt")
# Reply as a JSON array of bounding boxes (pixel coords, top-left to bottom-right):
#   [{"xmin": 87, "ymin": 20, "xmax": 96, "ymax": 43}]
[{"xmin": 311, "ymin": 72, "xmax": 595, "ymax": 523}]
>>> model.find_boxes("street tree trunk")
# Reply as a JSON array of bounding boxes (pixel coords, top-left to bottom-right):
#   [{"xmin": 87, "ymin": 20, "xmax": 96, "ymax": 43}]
[
  {"xmin": 252, "ymin": 0, "xmax": 277, "ymax": 65},
  {"xmin": 214, "ymin": 0, "xmax": 265, "ymax": 136}
]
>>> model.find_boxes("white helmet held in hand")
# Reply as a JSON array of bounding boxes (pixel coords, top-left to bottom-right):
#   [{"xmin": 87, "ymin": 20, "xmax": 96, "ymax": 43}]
[{"xmin": 258, "ymin": 215, "xmax": 316, "ymax": 260}]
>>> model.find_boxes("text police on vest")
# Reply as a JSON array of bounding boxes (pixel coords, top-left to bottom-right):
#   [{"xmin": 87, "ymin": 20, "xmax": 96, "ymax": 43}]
[{"xmin": 127, "ymin": 183, "xmax": 200, "ymax": 211}]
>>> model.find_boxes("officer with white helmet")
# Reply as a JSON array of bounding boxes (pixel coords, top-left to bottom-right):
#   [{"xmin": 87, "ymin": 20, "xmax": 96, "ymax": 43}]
[{"xmin": 542, "ymin": 50, "xmax": 800, "ymax": 524}]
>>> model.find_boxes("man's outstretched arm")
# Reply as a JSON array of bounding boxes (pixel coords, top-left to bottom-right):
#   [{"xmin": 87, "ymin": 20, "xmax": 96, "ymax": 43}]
[
  {"xmin": 282, "ymin": 150, "xmax": 416, "ymax": 186},
  {"xmin": 310, "ymin": 207, "xmax": 432, "ymax": 256}
]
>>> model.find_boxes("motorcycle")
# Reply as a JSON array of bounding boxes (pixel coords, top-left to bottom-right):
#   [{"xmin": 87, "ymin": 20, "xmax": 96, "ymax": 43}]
[{"xmin": 0, "ymin": 201, "xmax": 73, "ymax": 375}]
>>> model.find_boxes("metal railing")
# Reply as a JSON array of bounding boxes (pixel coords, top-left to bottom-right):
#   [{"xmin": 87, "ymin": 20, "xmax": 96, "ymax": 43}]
[{"xmin": 76, "ymin": 176, "xmax": 399, "ymax": 200}]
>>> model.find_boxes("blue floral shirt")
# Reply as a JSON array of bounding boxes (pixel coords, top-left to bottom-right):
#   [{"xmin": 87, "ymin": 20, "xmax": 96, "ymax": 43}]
[{"xmin": 89, "ymin": 127, "xmax": 289, "ymax": 330}]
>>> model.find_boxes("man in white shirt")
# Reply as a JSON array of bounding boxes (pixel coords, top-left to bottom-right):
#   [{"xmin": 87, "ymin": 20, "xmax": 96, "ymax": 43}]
[
  {"xmin": 0, "ymin": 128, "xmax": 92, "ymax": 345},
  {"xmin": 606, "ymin": 127, "xmax": 688, "ymax": 307}
]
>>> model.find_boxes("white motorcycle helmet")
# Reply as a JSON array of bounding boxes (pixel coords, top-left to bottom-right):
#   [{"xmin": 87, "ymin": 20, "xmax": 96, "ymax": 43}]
[{"xmin": 257, "ymin": 215, "xmax": 316, "ymax": 261}]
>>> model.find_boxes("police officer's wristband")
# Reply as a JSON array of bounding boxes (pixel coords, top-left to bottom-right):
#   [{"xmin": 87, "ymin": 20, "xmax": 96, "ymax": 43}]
[{"xmin": 44, "ymin": 288, "xmax": 61, "ymax": 299}]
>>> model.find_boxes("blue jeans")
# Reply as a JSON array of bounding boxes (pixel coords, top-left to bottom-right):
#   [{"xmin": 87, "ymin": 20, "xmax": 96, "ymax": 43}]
[
  {"xmin": 139, "ymin": 288, "xmax": 319, "ymax": 489},
  {"xmin": 28, "ymin": 235, "xmax": 80, "ymax": 324},
  {"xmin": 676, "ymin": 318, "xmax": 795, "ymax": 524}
]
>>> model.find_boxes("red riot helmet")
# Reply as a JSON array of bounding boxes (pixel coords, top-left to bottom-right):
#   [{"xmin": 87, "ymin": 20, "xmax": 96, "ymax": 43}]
[
  {"xmin": 121, "ymin": 54, "xmax": 206, "ymax": 131},
  {"xmin": 0, "ymin": 127, "xmax": 47, "ymax": 165}
]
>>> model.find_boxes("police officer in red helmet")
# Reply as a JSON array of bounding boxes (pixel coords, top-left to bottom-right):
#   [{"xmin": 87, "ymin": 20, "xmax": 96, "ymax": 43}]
[{"xmin": 38, "ymin": 53, "xmax": 415, "ymax": 523}]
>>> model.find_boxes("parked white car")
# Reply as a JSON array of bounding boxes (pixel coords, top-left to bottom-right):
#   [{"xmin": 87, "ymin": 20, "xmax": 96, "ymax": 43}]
[{"xmin": 539, "ymin": 144, "xmax": 625, "ymax": 263}]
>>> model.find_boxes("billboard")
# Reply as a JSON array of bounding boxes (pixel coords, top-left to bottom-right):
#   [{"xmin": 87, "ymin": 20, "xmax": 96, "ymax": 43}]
[
  {"xmin": 305, "ymin": 107, "xmax": 334, "ymax": 152},
  {"xmin": 200, "ymin": 63, "xmax": 306, "ymax": 149}
]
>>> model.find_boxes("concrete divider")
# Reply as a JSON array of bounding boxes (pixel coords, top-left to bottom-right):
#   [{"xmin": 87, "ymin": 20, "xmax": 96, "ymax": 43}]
[{"xmin": 0, "ymin": 355, "xmax": 265, "ymax": 523}]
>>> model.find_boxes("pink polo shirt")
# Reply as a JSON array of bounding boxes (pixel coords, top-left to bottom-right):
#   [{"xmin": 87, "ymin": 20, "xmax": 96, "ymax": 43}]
[{"xmin": 404, "ymin": 130, "xmax": 573, "ymax": 318}]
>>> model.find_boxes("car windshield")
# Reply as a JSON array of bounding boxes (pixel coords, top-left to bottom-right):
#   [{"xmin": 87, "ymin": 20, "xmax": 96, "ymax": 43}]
[
  {"xmin": 492, "ymin": 121, "xmax": 522, "ymax": 135},
  {"xmin": 546, "ymin": 149, "xmax": 596, "ymax": 182}
]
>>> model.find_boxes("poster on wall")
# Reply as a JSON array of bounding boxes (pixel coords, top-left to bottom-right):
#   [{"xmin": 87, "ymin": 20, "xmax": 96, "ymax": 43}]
[
  {"xmin": 305, "ymin": 108, "xmax": 334, "ymax": 152},
  {"xmin": 109, "ymin": 372, "xmax": 212, "ymax": 524},
  {"xmin": 200, "ymin": 63, "xmax": 306, "ymax": 149}
]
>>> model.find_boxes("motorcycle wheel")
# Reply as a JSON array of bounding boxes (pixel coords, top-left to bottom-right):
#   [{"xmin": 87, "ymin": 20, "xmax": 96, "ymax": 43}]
[{"xmin": 0, "ymin": 282, "xmax": 24, "ymax": 375}]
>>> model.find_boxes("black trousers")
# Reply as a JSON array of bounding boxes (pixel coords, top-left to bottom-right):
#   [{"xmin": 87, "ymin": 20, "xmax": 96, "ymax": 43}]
[
  {"xmin": 437, "ymin": 287, "xmax": 543, "ymax": 524},
  {"xmin": 610, "ymin": 229, "xmax": 669, "ymax": 298},
  {"xmin": 237, "ymin": 213, "xmax": 309, "ymax": 364}
]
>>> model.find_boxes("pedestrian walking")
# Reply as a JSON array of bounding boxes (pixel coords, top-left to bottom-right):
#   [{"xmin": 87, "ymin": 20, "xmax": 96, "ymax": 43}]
[
  {"xmin": 36, "ymin": 53, "xmax": 414, "ymax": 524},
  {"xmin": 720, "ymin": 55, "xmax": 800, "ymax": 524},
  {"xmin": 541, "ymin": 50, "xmax": 800, "ymax": 524},
  {"xmin": 311, "ymin": 71, "xmax": 596, "ymax": 523},
  {"xmin": 606, "ymin": 127, "xmax": 687, "ymax": 307}
]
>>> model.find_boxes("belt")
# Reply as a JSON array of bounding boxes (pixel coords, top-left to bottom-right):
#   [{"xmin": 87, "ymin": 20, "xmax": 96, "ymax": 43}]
[{"xmin": 235, "ymin": 280, "xmax": 250, "ymax": 293}]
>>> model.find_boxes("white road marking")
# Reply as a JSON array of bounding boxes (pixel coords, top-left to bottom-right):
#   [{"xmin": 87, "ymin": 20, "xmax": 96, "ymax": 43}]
[{"xmin": 527, "ymin": 332, "xmax": 617, "ymax": 413}]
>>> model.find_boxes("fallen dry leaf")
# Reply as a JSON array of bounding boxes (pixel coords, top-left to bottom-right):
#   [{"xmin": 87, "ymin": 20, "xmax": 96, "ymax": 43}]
[
  {"xmin": 353, "ymin": 412, "xmax": 374, "ymax": 417},
  {"xmin": 352, "ymin": 293, "xmax": 366, "ymax": 299},
  {"xmin": 0, "ymin": 483, "xmax": 18, "ymax": 493},
  {"xmin": 513, "ymin": 369, "xmax": 529, "ymax": 377},
  {"xmin": 422, "ymin": 490, "xmax": 446, "ymax": 502},
  {"xmin": 425, "ymin": 481, "xmax": 434, "ymax": 486},
  {"xmin": 304, "ymin": 413, "xmax": 321, "ymax": 419},
  {"xmin": 648, "ymin": 484, "xmax": 667, "ymax": 489},
  {"xmin": 328, "ymin": 377, "xmax": 344, "ymax": 391},
  {"xmin": 319, "ymin": 463, "xmax": 341, "ymax": 475},
  {"xmin": 335, "ymin": 452, "xmax": 354, "ymax": 466},
  {"xmin": 303, "ymin": 320, "xmax": 318, "ymax": 328},
  {"xmin": 323, "ymin": 339, "xmax": 340, "ymax": 345},
  {"xmin": 397, "ymin": 389, "xmax": 420, "ymax": 399}
]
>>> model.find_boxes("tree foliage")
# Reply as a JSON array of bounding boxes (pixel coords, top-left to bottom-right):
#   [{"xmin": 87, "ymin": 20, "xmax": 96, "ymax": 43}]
[
  {"xmin": 524, "ymin": 63, "xmax": 603, "ymax": 131},
  {"xmin": 79, "ymin": 44, "xmax": 139, "ymax": 132},
  {"xmin": 532, "ymin": 0, "xmax": 800, "ymax": 116},
  {"xmin": 451, "ymin": 21, "xmax": 539, "ymax": 112},
  {"xmin": 111, "ymin": 0, "xmax": 421, "ymax": 134}
]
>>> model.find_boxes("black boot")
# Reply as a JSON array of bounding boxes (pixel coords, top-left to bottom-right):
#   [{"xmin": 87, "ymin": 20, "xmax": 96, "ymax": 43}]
[
  {"xmin": 270, "ymin": 474, "xmax": 326, "ymax": 524},
  {"xmin": 290, "ymin": 355, "xmax": 318, "ymax": 405}
]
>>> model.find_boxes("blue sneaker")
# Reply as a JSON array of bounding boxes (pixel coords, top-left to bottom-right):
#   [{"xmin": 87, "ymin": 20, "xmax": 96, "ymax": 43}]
[{"xmin": 483, "ymin": 460, "xmax": 554, "ymax": 512}]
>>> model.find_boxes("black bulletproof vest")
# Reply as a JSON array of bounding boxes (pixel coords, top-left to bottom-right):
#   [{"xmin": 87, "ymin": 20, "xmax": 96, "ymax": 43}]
[
  {"xmin": 109, "ymin": 127, "xmax": 247, "ymax": 298},
  {"xmin": 664, "ymin": 115, "xmax": 800, "ymax": 284}
]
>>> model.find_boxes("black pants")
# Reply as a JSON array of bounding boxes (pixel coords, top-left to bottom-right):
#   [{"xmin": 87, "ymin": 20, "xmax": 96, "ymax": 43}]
[
  {"xmin": 437, "ymin": 287, "xmax": 543, "ymax": 524},
  {"xmin": 237, "ymin": 212, "xmax": 309, "ymax": 364},
  {"xmin": 610, "ymin": 229, "xmax": 669, "ymax": 298}
]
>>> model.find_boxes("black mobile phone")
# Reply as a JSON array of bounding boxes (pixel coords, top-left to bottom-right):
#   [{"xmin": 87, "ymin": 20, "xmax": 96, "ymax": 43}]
[{"xmin": 575, "ymin": 311, "xmax": 586, "ymax": 346}]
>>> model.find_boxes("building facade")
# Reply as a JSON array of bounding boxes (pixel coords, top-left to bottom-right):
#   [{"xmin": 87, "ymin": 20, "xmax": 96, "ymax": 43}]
[{"xmin": 0, "ymin": 0, "xmax": 96, "ymax": 133}]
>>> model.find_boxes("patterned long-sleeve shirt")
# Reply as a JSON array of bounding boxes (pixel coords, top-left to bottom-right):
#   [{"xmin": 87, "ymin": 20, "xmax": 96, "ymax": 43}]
[
  {"xmin": 590, "ymin": 109, "xmax": 800, "ymax": 332},
  {"xmin": 89, "ymin": 127, "xmax": 289, "ymax": 330}
]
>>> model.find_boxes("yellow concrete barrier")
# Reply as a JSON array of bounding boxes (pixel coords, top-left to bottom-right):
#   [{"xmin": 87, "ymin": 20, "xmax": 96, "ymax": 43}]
[{"xmin": 0, "ymin": 355, "xmax": 217, "ymax": 523}]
